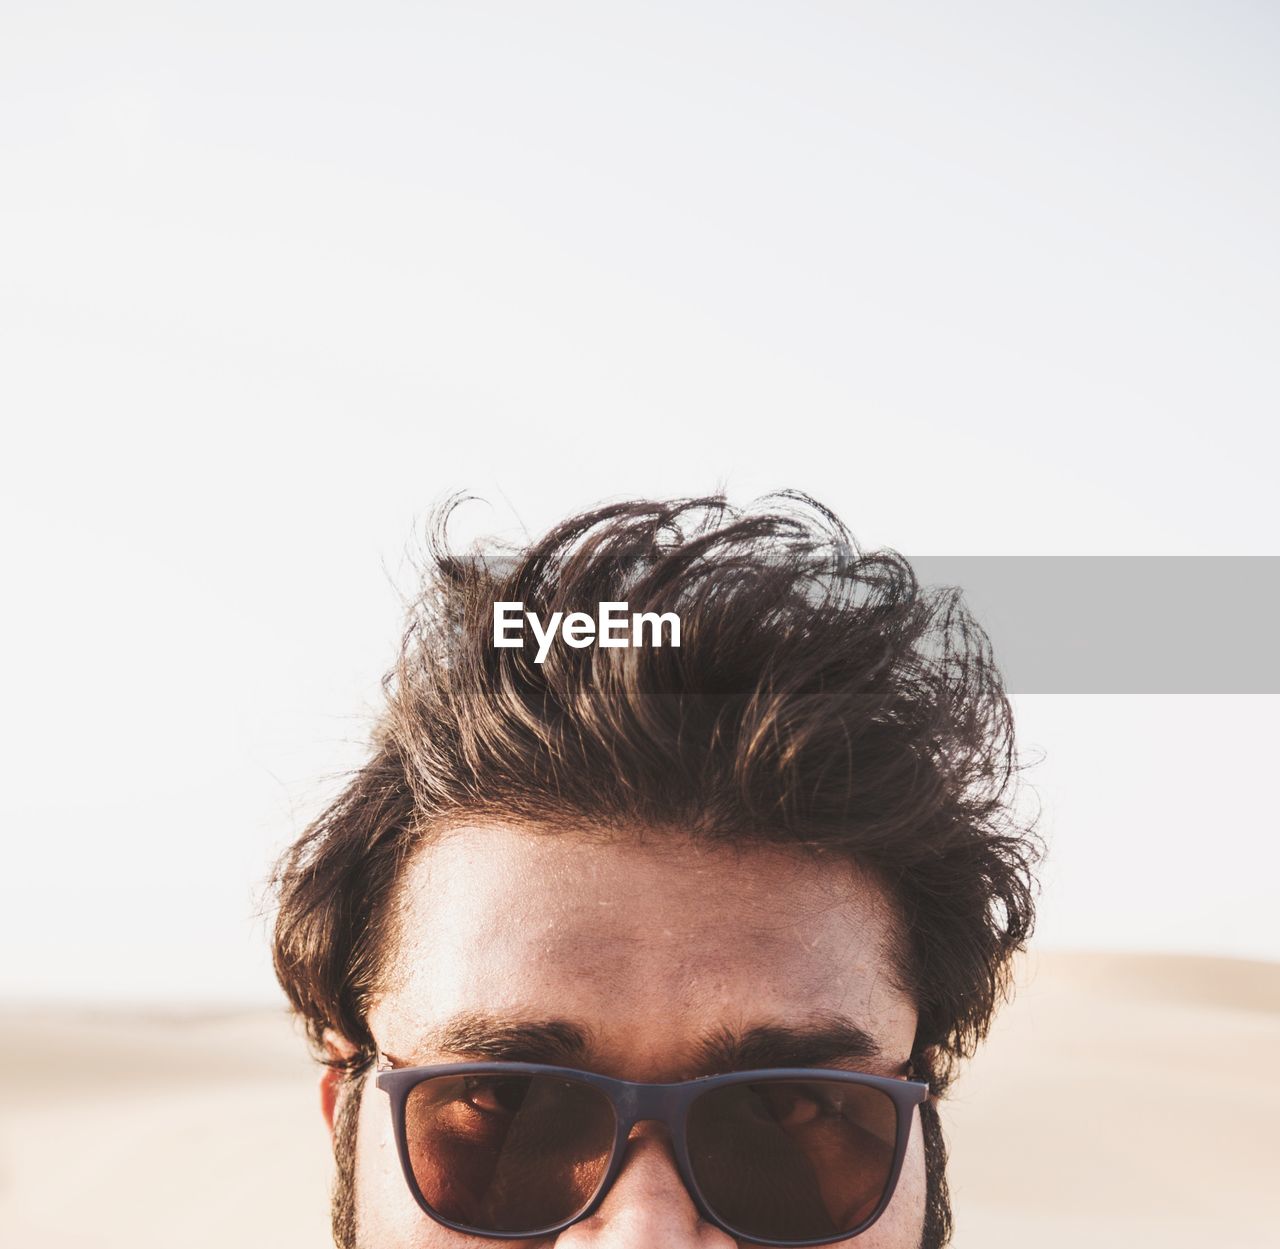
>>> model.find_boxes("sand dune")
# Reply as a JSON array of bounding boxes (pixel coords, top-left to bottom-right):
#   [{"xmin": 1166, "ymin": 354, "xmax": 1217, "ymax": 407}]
[
  {"xmin": 942, "ymin": 951, "xmax": 1279, "ymax": 1248},
  {"xmin": 2, "ymin": 951, "xmax": 1276, "ymax": 1248}
]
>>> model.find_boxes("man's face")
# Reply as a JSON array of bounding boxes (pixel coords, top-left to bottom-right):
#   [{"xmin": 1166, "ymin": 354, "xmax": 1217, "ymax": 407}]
[{"xmin": 327, "ymin": 824, "xmax": 928, "ymax": 1248}]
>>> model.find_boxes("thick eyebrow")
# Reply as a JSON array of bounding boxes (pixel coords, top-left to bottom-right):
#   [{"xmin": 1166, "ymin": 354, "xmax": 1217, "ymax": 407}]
[
  {"xmin": 391, "ymin": 1013, "xmax": 594, "ymax": 1066},
  {"xmin": 385, "ymin": 1011, "xmax": 884, "ymax": 1074},
  {"xmin": 691, "ymin": 1015, "xmax": 883, "ymax": 1073}
]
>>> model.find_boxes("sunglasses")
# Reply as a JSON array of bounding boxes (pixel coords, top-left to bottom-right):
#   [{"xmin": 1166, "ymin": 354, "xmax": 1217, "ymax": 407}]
[{"xmin": 375, "ymin": 1060, "xmax": 928, "ymax": 1245}]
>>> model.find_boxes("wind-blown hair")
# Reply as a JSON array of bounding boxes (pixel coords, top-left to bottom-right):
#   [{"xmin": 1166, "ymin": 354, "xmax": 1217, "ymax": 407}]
[{"xmin": 271, "ymin": 493, "xmax": 1039, "ymax": 1099}]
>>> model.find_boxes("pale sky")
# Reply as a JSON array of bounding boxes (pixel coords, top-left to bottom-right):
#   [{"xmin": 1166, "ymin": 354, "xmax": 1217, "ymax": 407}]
[{"xmin": 2, "ymin": 2, "xmax": 1277, "ymax": 1002}]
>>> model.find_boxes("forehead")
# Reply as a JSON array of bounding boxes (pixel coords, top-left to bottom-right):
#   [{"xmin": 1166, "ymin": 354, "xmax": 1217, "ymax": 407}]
[{"xmin": 370, "ymin": 823, "xmax": 917, "ymax": 1077}]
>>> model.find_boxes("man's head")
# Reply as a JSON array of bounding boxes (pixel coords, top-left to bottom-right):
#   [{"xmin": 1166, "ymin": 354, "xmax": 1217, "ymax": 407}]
[{"xmin": 272, "ymin": 495, "xmax": 1039, "ymax": 1248}]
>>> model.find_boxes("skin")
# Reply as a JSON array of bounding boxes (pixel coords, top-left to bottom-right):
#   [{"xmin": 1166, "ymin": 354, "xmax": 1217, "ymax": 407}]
[{"xmin": 321, "ymin": 823, "xmax": 928, "ymax": 1249}]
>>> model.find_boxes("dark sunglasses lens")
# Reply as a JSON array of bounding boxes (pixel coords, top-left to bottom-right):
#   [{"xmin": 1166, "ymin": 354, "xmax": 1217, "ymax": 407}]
[
  {"xmin": 687, "ymin": 1078, "xmax": 900, "ymax": 1242},
  {"xmin": 403, "ymin": 1073, "xmax": 616, "ymax": 1234}
]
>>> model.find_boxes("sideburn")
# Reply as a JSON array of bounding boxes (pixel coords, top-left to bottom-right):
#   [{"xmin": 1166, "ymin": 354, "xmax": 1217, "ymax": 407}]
[
  {"xmin": 331, "ymin": 1071, "xmax": 365, "ymax": 1249},
  {"xmin": 918, "ymin": 1096, "xmax": 953, "ymax": 1248}
]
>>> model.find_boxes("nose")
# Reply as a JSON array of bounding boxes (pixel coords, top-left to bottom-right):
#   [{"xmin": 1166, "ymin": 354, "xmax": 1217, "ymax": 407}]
[{"xmin": 554, "ymin": 1123, "xmax": 736, "ymax": 1248}]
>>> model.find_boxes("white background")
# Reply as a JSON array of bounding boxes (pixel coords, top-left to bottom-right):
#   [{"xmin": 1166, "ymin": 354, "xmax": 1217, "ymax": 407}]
[{"xmin": 2, "ymin": 2, "xmax": 1277, "ymax": 1002}]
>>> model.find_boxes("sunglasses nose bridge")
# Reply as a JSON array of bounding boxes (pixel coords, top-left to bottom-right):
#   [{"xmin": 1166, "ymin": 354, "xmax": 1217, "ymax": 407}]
[{"xmin": 611, "ymin": 1081, "xmax": 692, "ymax": 1135}]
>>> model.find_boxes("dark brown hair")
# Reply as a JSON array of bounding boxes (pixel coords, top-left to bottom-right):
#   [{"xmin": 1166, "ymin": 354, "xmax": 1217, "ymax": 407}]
[{"xmin": 272, "ymin": 493, "xmax": 1039, "ymax": 1099}]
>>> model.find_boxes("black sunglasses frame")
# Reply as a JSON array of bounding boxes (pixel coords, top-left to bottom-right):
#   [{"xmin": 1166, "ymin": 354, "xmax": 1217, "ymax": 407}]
[{"xmin": 375, "ymin": 1060, "xmax": 929, "ymax": 1246}]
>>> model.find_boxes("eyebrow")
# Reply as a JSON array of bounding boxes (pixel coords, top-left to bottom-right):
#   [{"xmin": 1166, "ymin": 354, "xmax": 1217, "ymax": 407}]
[
  {"xmin": 694, "ymin": 1015, "xmax": 883, "ymax": 1071},
  {"xmin": 385, "ymin": 1010, "xmax": 885, "ymax": 1075}
]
